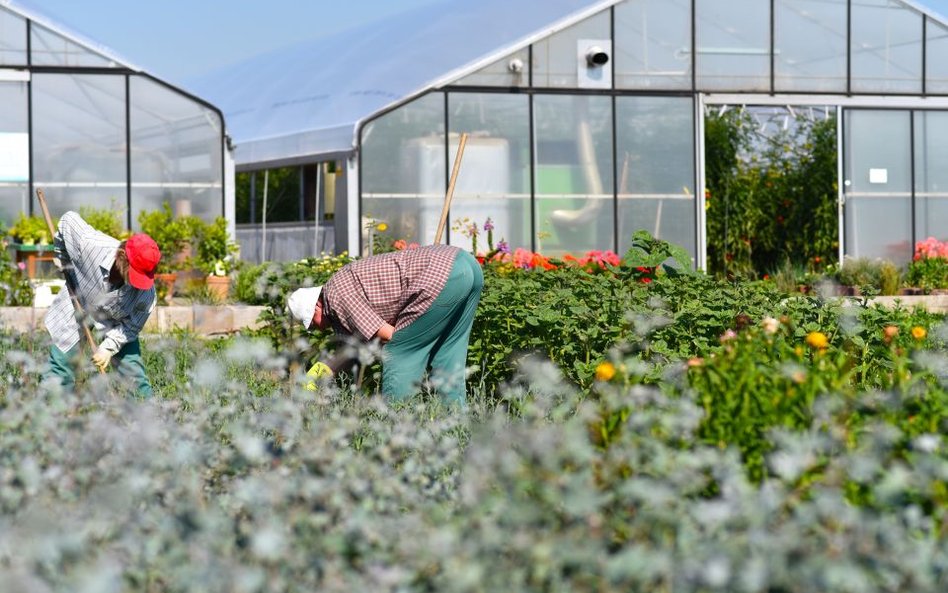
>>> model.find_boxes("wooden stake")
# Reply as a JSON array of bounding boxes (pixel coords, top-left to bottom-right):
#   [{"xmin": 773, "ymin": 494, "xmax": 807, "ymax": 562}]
[{"xmin": 434, "ymin": 132, "xmax": 469, "ymax": 245}]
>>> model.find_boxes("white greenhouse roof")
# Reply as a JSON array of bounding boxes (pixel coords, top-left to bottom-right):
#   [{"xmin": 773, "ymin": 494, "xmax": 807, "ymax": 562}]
[
  {"xmin": 4, "ymin": 0, "xmax": 142, "ymax": 71},
  {"xmin": 189, "ymin": 0, "xmax": 615, "ymax": 168},
  {"xmin": 189, "ymin": 0, "xmax": 948, "ymax": 169}
]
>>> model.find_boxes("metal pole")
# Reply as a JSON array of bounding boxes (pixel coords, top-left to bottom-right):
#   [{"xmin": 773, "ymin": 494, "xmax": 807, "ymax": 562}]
[
  {"xmin": 314, "ymin": 164, "xmax": 322, "ymax": 256},
  {"xmin": 261, "ymin": 170, "xmax": 269, "ymax": 262}
]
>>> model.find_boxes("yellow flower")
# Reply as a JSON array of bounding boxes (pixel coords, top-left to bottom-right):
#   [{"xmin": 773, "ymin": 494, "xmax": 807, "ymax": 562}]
[
  {"xmin": 806, "ymin": 331, "xmax": 829, "ymax": 350},
  {"xmin": 376, "ymin": 222, "xmax": 388, "ymax": 232},
  {"xmin": 911, "ymin": 326, "xmax": 927, "ymax": 340},
  {"xmin": 595, "ymin": 361, "xmax": 616, "ymax": 382}
]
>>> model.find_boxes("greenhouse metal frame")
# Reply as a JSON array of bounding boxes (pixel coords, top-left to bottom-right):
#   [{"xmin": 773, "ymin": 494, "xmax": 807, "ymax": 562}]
[{"xmin": 0, "ymin": 1, "xmax": 230, "ymax": 231}]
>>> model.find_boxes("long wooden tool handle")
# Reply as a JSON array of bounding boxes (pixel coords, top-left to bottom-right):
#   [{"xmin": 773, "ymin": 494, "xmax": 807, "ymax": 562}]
[
  {"xmin": 35, "ymin": 189, "xmax": 100, "ymax": 359},
  {"xmin": 434, "ymin": 132, "xmax": 469, "ymax": 245}
]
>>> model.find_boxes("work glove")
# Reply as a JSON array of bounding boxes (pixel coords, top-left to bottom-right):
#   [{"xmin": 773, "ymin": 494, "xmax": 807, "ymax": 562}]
[
  {"xmin": 92, "ymin": 347, "xmax": 113, "ymax": 373},
  {"xmin": 304, "ymin": 361, "xmax": 332, "ymax": 391}
]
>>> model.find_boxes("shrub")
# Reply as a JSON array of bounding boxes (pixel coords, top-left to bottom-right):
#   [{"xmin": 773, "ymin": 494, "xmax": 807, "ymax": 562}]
[
  {"xmin": 79, "ymin": 202, "xmax": 125, "ymax": 239},
  {"xmin": 7, "ymin": 213, "xmax": 50, "ymax": 245},
  {"xmin": 193, "ymin": 217, "xmax": 239, "ymax": 276},
  {"xmin": 137, "ymin": 203, "xmax": 195, "ymax": 274}
]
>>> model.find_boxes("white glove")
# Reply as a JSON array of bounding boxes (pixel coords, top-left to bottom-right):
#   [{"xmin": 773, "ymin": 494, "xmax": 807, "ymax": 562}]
[{"xmin": 92, "ymin": 347, "xmax": 113, "ymax": 372}]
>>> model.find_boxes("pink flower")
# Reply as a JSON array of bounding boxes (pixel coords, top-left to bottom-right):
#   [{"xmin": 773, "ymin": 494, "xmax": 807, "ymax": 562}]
[
  {"xmin": 393, "ymin": 239, "xmax": 407, "ymax": 250},
  {"xmin": 16, "ymin": 262, "xmax": 26, "ymax": 271}
]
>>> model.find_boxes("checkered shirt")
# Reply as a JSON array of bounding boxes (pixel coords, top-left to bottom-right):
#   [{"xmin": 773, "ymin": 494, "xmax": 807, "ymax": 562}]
[
  {"xmin": 322, "ymin": 244, "xmax": 461, "ymax": 341},
  {"xmin": 45, "ymin": 211, "xmax": 156, "ymax": 354}
]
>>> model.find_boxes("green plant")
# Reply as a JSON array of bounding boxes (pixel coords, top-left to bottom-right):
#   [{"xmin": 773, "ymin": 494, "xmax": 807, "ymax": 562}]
[
  {"xmin": 878, "ymin": 260, "xmax": 902, "ymax": 295},
  {"xmin": 837, "ymin": 257, "xmax": 881, "ymax": 290},
  {"xmin": 79, "ymin": 202, "xmax": 125, "ymax": 239},
  {"xmin": 137, "ymin": 203, "xmax": 193, "ymax": 274},
  {"xmin": 705, "ymin": 109, "xmax": 838, "ymax": 279},
  {"xmin": 194, "ymin": 217, "xmax": 239, "ymax": 276},
  {"xmin": 907, "ymin": 238, "xmax": 948, "ymax": 292},
  {"xmin": 0, "ymin": 237, "xmax": 32, "ymax": 305},
  {"xmin": 7, "ymin": 213, "xmax": 50, "ymax": 245}
]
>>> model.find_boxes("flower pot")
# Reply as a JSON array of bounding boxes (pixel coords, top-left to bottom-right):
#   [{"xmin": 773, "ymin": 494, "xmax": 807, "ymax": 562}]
[
  {"xmin": 206, "ymin": 275, "xmax": 230, "ymax": 302},
  {"xmin": 155, "ymin": 272, "xmax": 178, "ymax": 304}
]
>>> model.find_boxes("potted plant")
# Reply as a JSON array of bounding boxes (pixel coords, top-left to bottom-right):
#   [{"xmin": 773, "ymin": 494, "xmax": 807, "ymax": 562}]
[
  {"xmin": 138, "ymin": 203, "xmax": 193, "ymax": 303},
  {"xmin": 8, "ymin": 213, "xmax": 51, "ymax": 246},
  {"xmin": 194, "ymin": 217, "xmax": 239, "ymax": 302}
]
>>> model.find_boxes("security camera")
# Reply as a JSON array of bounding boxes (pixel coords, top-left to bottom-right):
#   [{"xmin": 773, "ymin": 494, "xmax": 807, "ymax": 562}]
[
  {"xmin": 508, "ymin": 58, "xmax": 524, "ymax": 73},
  {"xmin": 586, "ymin": 47, "xmax": 609, "ymax": 67}
]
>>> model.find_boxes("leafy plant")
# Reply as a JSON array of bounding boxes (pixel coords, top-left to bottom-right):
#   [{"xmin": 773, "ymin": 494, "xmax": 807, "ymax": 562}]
[
  {"xmin": 0, "ymin": 237, "xmax": 32, "ymax": 305},
  {"xmin": 79, "ymin": 202, "xmax": 125, "ymax": 239},
  {"xmin": 705, "ymin": 108, "xmax": 838, "ymax": 278},
  {"xmin": 194, "ymin": 217, "xmax": 240, "ymax": 276},
  {"xmin": 7, "ymin": 213, "xmax": 50, "ymax": 245},
  {"xmin": 137, "ymin": 203, "xmax": 195, "ymax": 274},
  {"xmin": 907, "ymin": 237, "xmax": 948, "ymax": 292}
]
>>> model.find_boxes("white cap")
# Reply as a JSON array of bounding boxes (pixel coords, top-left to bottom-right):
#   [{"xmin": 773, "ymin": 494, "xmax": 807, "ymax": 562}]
[{"xmin": 287, "ymin": 286, "xmax": 322, "ymax": 330}]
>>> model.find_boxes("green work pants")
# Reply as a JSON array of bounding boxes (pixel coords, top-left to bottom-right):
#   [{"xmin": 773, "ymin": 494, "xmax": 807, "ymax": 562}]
[
  {"xmin": 45, "ymin": 339, "xmax": 154, "ymax": 399},
  {"xmin": 381, "ymin": 251, "xmax": 483, "ymax": 405}
]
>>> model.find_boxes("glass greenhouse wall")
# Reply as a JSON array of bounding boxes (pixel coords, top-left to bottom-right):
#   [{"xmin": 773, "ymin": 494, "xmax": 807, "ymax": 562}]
[
  {"xmin": 0, "ymin": 4, "xmax": 224, "ymax": 231},
  {"xmin": 357, "ymin": 0, "xmax": 948, "ymax": 265}
]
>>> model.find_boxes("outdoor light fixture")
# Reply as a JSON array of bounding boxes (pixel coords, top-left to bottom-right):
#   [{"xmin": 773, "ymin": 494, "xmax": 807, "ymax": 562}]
[
  {"xmin": 508, "ymin": 58, "xmax": 524, "ymax": 73},
  {"xmin": 585, "ymin": 46, "xmax": 609, "ymax": 67}
]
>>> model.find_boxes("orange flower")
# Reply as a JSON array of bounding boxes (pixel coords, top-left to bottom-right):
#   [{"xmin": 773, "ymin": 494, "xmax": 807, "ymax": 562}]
[
  {"xmin": 806, "ymin": 331, "xmax": 829, "ymax": 350},
  {"xmin": 911, "ymin": 326, "xmax": 927, "ymax": 340},
  {"xmin": 595, "ymin": 361, "xmax": 616, "ymax": 381},
  {"xmin": 883, "ymin": 325, "xmax": 899, "ymax": 343}
]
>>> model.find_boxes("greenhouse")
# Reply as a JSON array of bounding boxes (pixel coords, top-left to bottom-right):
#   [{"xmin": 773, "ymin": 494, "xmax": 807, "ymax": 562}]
[
  {"xmin": 0, "ymin": 0, "xmax": 229, "ymax": 232},
  {"xmin": 195, "ymin": 0, "xmax": 948, "ymax": 268}
]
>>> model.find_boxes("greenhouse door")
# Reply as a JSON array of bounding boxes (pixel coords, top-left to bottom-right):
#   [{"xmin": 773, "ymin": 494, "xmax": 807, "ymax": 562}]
[{"xmin": 841, "ymin": 109, "xmax": 914, "ymax": 263}]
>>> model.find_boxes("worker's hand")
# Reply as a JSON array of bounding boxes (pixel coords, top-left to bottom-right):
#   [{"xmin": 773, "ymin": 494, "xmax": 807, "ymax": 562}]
[
  {"xmin": 376, "ymin": 323, "xmax": 395, "ymax": 343},
  {"xmin": 92, "ymin": 348, "xmax": 113, "ymax": 372},
  {"xmin": 304, "ymin": 361, "xmax": 332, "ymax": 391}
]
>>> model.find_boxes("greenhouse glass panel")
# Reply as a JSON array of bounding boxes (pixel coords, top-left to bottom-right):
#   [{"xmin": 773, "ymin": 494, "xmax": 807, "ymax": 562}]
[
  {"xmin": 850, "ymin": 0, "xmax": 922, "ymax": 94},
  {"xmin": 0, "ymin": 7, "xmax": 27, "ymax": 66},
  {"xmin": 843, "ymin": 109, "xmax": 912, "ymax": 263},
  {"xmin": 913, "ymin": 111, "xmax": 948, "ymax": 242},
  {"xmin": 129, "ymin": 76, "xmax": 223, "ymax": 229},
  {"xmin": 532, "ymin": 10, "xmax": 611, "ymax": 89},
  {"xmin": 447, "ymin": 93, "xmax": 530, "ymax": 252},
  {"xmin": 30, "ymin": 24, "xmax": 114, "ymax": 67},
  {"xmin": 614, "ymin": 0, "xmax": 691, "ymax": 90},
  {"xmin": 925, "ymin": 18, "xmax": 948, "ymax": 94},
  {"xmin": 615, "ymin": 96, "xmax": 695, "ymax": 260},
  {"xmin": 361, "ymin": 92, "xmax": 445, "ymax": 248},
  {"xmin": 0, "ymin": 81, "xmax": 28, "ymax": 224},
  {"xmin": 31, "ymin": 74, "xmax": 126, "ymax": 218},
  {"xmin": 695, "ymin": 0, "xmax": 770, "ymax": 91},
  {"xmin": 774, "ymin": 0, "xmax": 847, "ymax": 92},
  {"xmin": 454, "ymin": 48, "xmax": 529, "ymax": 88},
  {"xmin": 533, "ymin": 94, "xmax": 613, "ymax": 257}
]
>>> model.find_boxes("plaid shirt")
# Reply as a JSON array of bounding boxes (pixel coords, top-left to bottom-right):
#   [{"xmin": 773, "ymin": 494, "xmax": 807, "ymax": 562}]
[
  {"xmin": 45, "ymin": 211, "xmax": 156, "ymax": 354},
  {"xmin": 322, "ymin": 244, "xmax": 460, "ymax": 341}
]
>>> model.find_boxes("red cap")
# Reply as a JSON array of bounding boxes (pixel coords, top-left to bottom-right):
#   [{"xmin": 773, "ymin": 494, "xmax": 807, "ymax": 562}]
[{"xmin": 125, "ymin": 233, "xmax": 161, "ymax": 290}]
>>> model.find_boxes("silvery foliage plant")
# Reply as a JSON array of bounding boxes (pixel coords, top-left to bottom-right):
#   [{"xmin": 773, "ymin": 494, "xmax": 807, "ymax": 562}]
[{"xmin": 0, "ymin": 330, "xmax": 946, "ymax": 592}]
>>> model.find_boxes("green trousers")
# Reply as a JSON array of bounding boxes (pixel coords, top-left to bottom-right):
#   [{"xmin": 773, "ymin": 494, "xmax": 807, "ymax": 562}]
[
  {"xmin": 45, "ymin": 339, "xmax": 154, "ymax": 399},
  {"xmin": 382, "ymin": 251, "xmax": 483, "ymax": 405}
]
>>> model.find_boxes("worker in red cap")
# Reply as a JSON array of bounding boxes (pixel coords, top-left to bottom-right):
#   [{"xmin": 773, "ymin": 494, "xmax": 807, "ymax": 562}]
[{"xmin": 43, "ymin": 211, "xmax": 161, "ymax": 398}]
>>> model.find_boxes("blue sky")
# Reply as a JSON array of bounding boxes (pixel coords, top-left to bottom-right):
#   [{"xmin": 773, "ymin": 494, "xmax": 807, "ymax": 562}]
[{"xmin": 24, "ymin": 0, "xmax": 449, "ymax": 84}]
